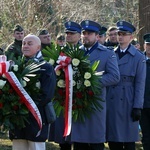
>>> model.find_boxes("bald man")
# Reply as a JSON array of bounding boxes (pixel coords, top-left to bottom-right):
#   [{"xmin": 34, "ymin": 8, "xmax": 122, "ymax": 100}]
[{"xmin": 9, "ymin": 34, "xmax": 56, "ymax": 150}]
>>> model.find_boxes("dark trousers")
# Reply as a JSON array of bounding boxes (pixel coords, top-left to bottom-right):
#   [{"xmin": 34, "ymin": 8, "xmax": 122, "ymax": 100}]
[
  {"xmin": 73, "ymin": 142, "xmax": 104, "ymax": 150},
  {"xmin": 140, "ymin": 108, "xmax": 150, "ymax": 150},
  {"xmin": 108, "ymin": 142, "xmax": 135, "ymax": 150},
  {"xmin": 59, "ymin": 143, "xmax": 72, "ymax": 150}
]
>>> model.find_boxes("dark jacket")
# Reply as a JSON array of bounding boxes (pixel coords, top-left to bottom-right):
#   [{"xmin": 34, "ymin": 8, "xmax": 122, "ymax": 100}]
[
  {"xmin": 9, "ymin": 52, "xmax": 56, "ymax": 142},
  {"xmin": 143, "ymin": 59, "xmax": 150, "ymax": 108}
]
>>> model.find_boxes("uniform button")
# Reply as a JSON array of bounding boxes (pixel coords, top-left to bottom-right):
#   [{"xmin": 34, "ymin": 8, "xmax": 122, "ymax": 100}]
[{"xmin": 120, "ymin": 98, "xmax": 123, "ymax": 101}]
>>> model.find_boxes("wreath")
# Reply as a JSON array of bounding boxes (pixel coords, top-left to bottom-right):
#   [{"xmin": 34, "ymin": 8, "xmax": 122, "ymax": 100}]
[
  {"xmin": 43, "ymin": 44, "xmax": 103, "ymax": 122},
  {"xmin": 0, "ymin": 55, "xmax": 44, "ymax": 131}
]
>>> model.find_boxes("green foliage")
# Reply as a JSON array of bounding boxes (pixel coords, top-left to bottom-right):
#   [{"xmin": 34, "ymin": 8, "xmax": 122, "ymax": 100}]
[{"xmin": 42, "ymin": 45, "xmax": 103, "ymax": 122}]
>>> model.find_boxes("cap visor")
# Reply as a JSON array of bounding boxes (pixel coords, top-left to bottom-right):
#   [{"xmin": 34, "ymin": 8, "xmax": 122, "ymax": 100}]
[{"xmin": 65, "ymin": 30, "xmax": 78, "ymax": 33}]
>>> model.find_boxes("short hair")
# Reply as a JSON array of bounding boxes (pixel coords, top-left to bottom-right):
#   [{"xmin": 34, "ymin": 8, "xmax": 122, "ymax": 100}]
[{"xmin": 107, "ymin": 26, "xmax": 117, "ymax": 32}]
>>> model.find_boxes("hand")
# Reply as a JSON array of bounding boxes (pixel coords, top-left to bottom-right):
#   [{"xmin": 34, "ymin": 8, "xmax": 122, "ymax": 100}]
[{"xmin": 131, "ymin": 108, "xmax": 141, "ymax": 122}]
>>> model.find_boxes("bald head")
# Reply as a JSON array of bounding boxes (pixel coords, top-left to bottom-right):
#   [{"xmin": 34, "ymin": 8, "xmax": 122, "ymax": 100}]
[{"xmin": 22, "ymin": 34, "xmax": 41, "ymax": 58}]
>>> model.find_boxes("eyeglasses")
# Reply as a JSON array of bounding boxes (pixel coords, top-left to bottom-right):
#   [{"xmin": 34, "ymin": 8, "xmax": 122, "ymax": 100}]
[{"xmin": 117, "ymin": 32, "xmax": 132, "ymax": 36}]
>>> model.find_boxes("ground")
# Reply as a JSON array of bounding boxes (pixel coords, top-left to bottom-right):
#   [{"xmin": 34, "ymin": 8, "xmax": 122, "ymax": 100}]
[{"xmin": 0, "ymin": 132, "xmax": 143, "ymax": 150}]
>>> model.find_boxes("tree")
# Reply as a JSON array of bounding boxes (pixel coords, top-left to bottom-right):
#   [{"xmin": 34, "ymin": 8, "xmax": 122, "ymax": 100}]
[{"xmin": 139, "ymin": 0, "xmax": 150, "ymax": 51}]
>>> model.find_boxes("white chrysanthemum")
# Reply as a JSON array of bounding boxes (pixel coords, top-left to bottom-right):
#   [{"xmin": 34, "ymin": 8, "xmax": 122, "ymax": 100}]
[
  {"xmin": 72, "ymin": 58, "xmax": 80, "ymax": 66},
  {"xmin": 73, "ymin": 80, "xmax": 76, "ymax": 86},
  {"xmin": 0, "ymin": 80, "xmax": 6, "ymax": 89},
  {"xmin": 57, "ymin": 79, "xmax": 65, "ymax": 88},
  {"xmin": 56, "ymin": 70, "xmax": 61, "ymax": 76},
  {"xmin": 13, "ymin": 65, "xmax": 19, "ymax": 71},
  {"xmin": 84, "ymin": 80, "xmax": 91, "ymax": 87},
  {"xmin": 36, "ymin": 81, "xmax": 41, "ymax": 89},
  {"xmin": 84, "ymin": 72, "xmax": 91, "ymax": 79},
  {"xmin": 21, "ymin": 80, "xmax": 27, "ymax": 87},
  {"xmin": 49, "ymin": 58, "xmax": 55, "ymax": 65}
]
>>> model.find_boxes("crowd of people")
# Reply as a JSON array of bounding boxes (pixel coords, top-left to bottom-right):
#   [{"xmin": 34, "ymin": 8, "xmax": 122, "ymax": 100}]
[{"xmin": 0, "ymin": 19, "xmax": 149, "ymax": 150}]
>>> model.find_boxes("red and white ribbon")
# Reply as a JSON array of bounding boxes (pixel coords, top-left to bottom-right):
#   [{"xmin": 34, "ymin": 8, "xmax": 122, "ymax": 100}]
[
  {"xmin": 0, "ymin": 55, "xmax": 42, "ymax": 136},
  {"xmin": 55, "ymin": 52, "xmax": 73, "ymax": 136}
]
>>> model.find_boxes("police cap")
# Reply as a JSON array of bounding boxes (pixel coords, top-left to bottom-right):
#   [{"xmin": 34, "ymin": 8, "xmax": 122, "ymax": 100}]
[
  {"xmin": 65, "ymin": 21, "xmax": 81, "ymax": 33},
  {"xmin": 80, "ymin": 20, "xmax": 101, "ymax": 32},
  {"xmin": 116, "ymin": 20, "xmax": 136, "ymax": 33},
  {"xmin": 143, "ymin": 33, "xmax": 150, "ymax": 43}
]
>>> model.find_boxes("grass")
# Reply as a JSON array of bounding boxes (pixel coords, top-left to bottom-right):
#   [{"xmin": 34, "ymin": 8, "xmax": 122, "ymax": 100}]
[{"xmin": 0, "ymin": 132, "xmax": 143, "ymax": 150}]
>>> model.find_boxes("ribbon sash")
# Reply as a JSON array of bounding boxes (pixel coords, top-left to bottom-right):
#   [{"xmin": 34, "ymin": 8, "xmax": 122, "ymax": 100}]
[
  {"xmin": 55, "ymin": 52, "xmax": 73, "ymax": 136},
  {"xmin": 4, "ymin": 72, "xmax": 42, "ymax": 133}
]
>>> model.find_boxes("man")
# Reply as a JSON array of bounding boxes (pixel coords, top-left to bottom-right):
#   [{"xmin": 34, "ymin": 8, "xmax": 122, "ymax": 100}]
[
  {"xmin": 56, "ymin": 33, "xmax": 66, "ymax": 47},
  {"xmin": 106, "ymin": 21, "xmax": 146, "ymax": 150},
  {"xmin": 65, "ymin": 21, "xmax": 82, "ymax": 46},
  {"xmin": 98, "ymin": 26, "xmax": 107, "ymax": 45},
  {"xmin": 49, "ymin": 21, "xmax": 82, "ymax": 150},
  {"xmin": 71, "ymin": 20, "xmax": 120, "ymax": 150},
  {"xmin": 5, "ymin": 24, "xmax": 24, "ymax": 59},
  {"xmin": 38, "ymin": 29, "xmax": 52, "ymax": 50},
  {"xmin": 9, "ymin": 34, "xmax": 56, "ymax": 150},
  {"xmin": 131, "ymin": 38, "xmax": 141, "ymax": 50},
  {"xmin": 105, "ymin": 26, "xmax": 118, "ymax": 49},
  {"xmin": 140, "ymin": 33, "xmax": 150, "ymax": 150}
]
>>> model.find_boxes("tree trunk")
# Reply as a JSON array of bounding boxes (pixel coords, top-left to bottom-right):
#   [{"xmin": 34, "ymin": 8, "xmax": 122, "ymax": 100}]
[{"xmin": 139, "ymin": 0, "xmax": 150, "ymax": 51}]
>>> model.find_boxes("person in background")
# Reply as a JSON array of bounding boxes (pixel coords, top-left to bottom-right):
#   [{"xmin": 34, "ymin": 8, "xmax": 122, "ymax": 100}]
[
  {"xmin": 38, "ymin": 29, "xmax": 52, "ymax": 50},
  {"xmin": 106, "ymin": 21, "xmax": 146, "ymax": 150},
  {"xmin": 5, "ymin": 24, "xmax": 25, "ymax": 59},
  {"xmin": 140, "ymin": 33, "xmax": 150, "ymax": 150},
  {"xmin": 131, "ymin": 38, "xmax": 141, "ymax": 50},
  {"xmin": 105, "ymin": 26, "xmax": 118, "ymax": 49},
  {"xmin": 9, "ymin": 34, "xmax": 56, "ymax": 150},
  {"xmin": 98, "ymin": 26, "xmax": 107, "ymax": 45},
  {"xmin": 71, "ymin": 20, "xmax": 120, "ymax": 150},
  {"xmin": 56, "ymin": 33, "xmax": 66, "ymax": 47}
]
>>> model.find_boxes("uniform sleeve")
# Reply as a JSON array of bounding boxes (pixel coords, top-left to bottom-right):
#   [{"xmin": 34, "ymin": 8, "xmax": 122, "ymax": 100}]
[
  {"xmin": 100, "ymin": 50, "xmax": 120, "ymax": 87},
  {"xmin": 39, "ymin": 63, "xmax": 56, "ymax": 106},
  {"xmin": 133, "ymin": 54, "xmax": 146, "ymax": 108}
]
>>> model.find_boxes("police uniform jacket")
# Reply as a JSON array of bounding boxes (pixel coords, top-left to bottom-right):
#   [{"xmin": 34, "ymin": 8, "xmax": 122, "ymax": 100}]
[
  {"xmin": 70, "ymin": 42, "xmax": 120, "ymax": 143},
  {"xmin": 9, "ymin": 51, "xmax": 56, "ymax": 142},
  {"xmin": 143, "ymin": 58, "xmax": 150, "ymax": 108},
  {"xmin": 106, "ymin": 44, "xmax": 146, "ymax": 142}
]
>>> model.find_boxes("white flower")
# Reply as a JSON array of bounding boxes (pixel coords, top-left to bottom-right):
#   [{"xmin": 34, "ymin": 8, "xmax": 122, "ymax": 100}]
[
  {"xmin": 36, "ymin": 81, "xmax": 41, "ymax": 89},
  {"xmin": 49, "ymin": 58, "xmax": 55, "ymax": 65},
  {"xmin": 0, "ymin": 80, "xmax": 6, "ymax": 89},
  {"xmin": 13, "ymin": 65, "xmax": 18, "ymax": 71},
  {"xmin": 84, "ymin": 80, "xmax": 91, "ymax": 87},
  {"xmin": 56, "ymin": 70, "xmax": 61, "ymax": 76},
  {"xmin": 57, "ymin": 79, "xmax": 65, "ymax": 88},
  {"xmin": 21, "ymin": 80, "xmax": 27, "ymax": 87},
  {"xmin": 84, "ymin": 72, "xmax": 91, "ymax": 79},
  {"xmin": 2, "ymin": 74, "xmax": 6, "ymax": 78},
  {"xmin": 73, "ymin": 80, "xmax": 76, "ymax": 86},
  {"xmin": 72, "ymin": 58, "xmax": 80, "ymax": 66}
]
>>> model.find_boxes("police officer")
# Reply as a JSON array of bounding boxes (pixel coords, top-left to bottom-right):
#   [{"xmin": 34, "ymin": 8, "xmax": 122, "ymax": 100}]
[
  {"xmin": 5, "ymin": 24, "xmax": 24, "ymax": 59},
  {"xmin": 140, "ymin": 33, "xmax": 150, "ymax": 150},
  {"xmin": 71, "ymin": 20, "xmax": 120, "ymax": 150},
  {"xmin": 49, "ymin": 22, "xmax": 82, "ymax": 150},
  {"xmin": 106, "ymin": 21, "xmax": 146, "ymax": 150},
  {"xmin": 64, "ymin": 21, "xmax": 82, "ymax": 46},
  {"xmin": 98, "ymin": 26, "xmax": 107, "ymax": 45}
]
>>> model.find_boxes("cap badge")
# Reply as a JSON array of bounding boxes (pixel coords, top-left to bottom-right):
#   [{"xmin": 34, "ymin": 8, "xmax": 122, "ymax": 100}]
[{"xmin": 85, "ymin": 20, "xmax": 89, "ymax": 27}]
